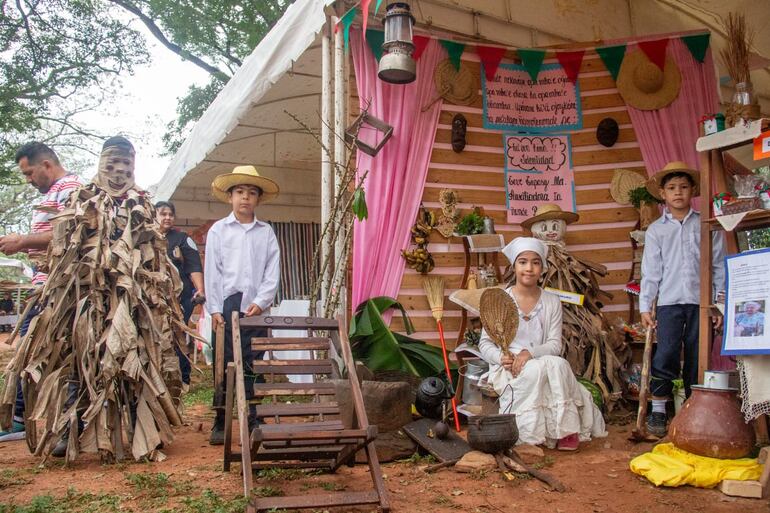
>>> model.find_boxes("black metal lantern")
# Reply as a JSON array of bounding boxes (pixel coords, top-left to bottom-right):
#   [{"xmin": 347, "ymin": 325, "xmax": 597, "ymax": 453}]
[{"xmin": 377, "ymin": 2, "xmax": 416, "ymax": 84}]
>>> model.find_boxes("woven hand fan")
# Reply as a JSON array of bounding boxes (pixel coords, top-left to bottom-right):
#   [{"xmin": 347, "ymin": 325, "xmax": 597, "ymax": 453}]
[{"xmin": 479, "ymin": 288, "xmax": 519, "ymax": 357}]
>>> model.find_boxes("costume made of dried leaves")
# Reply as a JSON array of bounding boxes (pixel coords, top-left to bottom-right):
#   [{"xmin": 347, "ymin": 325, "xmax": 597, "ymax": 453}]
[{"xmin": 1, "ymin": 184, "xmax": 187, "ymax": 462}]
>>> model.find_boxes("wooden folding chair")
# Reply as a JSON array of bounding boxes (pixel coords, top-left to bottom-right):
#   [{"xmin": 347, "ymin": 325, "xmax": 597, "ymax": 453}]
[{"xmin": 222, "ymin": 314, "xmax": 389, "ymax": 513}]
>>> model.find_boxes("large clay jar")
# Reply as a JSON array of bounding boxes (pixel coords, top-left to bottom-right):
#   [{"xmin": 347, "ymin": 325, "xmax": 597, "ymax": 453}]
[{"xmin": 669, "ymin": 385, "xmax": 755, "ymax": 459}]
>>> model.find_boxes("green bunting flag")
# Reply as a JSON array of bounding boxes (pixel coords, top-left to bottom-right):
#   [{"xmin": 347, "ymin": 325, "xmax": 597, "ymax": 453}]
[
  {"xmin": 338, "ymin": 6, "xmax": 357, "ymax": 50},
  {"xmin": 365, "ymin": 30, "xmax": 385, "ymax": 61},
  {"xmin": 596, "ymin": 44, "xmax": 627, "ymax": 81},
  {"xmin": 681, "ymin": 33, "xmax": 710, "ymax": 63},
  {"xmin": 440, "ymin": 40, "xmax": 466, "ymax": 70},
  {"xmin": 374, "ymin": 0, "xmax": 384, "ymax": 15},
  {"xmin": 518, "ymin": 48, "xmax": 546, "ymax": 83}
]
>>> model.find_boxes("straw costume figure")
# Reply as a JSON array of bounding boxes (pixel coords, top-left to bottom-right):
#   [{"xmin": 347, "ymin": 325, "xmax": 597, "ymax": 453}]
[
  {"xmin": 0, "ymin": 137, "xmax": 186, "ymax": 462},
  {"xmin": 520, "ymin": 204, "xmax": 631, "ymax": 410}
]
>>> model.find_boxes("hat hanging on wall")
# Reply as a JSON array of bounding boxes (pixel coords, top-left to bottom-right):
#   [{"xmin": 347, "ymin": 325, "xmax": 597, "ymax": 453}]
[
  {"xmin": 617, "ymin": 51, "xmax": 681, "ymax": 111},
  {"xmin": 433, "ymin": 59, "xmax": 479, "ymax": 106},
  {"xmin": 596, "ymin": 117, "xmax": 619, "ymax": 147},
  {"xmin": 610, "ymin": 168, "xmax": 647, "ymax": 205}
]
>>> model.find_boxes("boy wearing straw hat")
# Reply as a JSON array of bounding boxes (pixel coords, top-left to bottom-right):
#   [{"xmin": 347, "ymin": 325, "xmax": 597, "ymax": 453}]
[
  {"xmin": 639, "ymin": 161, "xmax": 725, "ymax": 437},
  {"xmin": 205, "ymin": 165, "xmax": 281, "ymax": 445}
]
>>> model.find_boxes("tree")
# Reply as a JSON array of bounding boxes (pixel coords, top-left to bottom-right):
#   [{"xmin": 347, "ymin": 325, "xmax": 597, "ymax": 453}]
[
  {"xmin": 108, "ymin": 0, "xmax": 293, "ymax": 153},
  {"xmin": 0, "ymin": 0, "xmax": 148, "ymax": 183}
]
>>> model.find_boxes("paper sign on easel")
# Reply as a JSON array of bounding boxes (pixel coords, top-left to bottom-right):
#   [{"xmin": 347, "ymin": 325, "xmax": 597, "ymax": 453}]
[{"xmin": 754, "ymin": 132, "xmax": 770, "ymax": 160}]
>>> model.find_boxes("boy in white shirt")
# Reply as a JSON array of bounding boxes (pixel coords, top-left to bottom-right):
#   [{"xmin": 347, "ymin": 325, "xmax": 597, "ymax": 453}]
[{"xmin": 204, "ymin": 166, "xmax": 281, "ymax": 445}]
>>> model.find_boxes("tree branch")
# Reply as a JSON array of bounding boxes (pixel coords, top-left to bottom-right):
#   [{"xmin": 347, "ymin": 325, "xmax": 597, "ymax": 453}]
[{"xmin": 107, "ymin": 0, "xmax": 231, "ymax": 81}]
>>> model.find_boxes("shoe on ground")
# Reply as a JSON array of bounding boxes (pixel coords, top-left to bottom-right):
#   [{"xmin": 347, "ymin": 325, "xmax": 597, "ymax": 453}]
[
  {"xmin": 557, "ymin": 433, "xmax": 579, "ymax": 451},
  {"xmin": 646, "ymin": 412, "xmax": 668, "ymax": 437},
  {"xmin": 51, "ymin": 437, "xmax": 68, "ymax": 458},
  {"xmin": 0, "ymin": 420, "xmax": 25, "ymax": 442},
  {"xmin": 181, "ymin": 383, "xmax": 190, "ymax": 394},
  {"xmin": 209, "ymin": 423, "xmax": 225, "ymax": 446}
]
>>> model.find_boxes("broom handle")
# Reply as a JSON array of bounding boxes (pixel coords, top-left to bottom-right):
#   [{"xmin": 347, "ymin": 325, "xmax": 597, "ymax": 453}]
[{"xmin": 437, "ymin": 321, "xmax": 462, "ymax": 432}]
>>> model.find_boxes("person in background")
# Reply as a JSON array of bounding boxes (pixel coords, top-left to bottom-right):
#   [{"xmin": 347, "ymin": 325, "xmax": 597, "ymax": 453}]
[
  {"xmin": 0, "ymin": 142, "xmax": 82, "ymax": 443},
  {"xmin": 156, "ymin": 200, "xmax": 205, "ymax": 392},
  {"xmin": 0, "ymin": 293, "xmax": 14, "ymax": 332}
]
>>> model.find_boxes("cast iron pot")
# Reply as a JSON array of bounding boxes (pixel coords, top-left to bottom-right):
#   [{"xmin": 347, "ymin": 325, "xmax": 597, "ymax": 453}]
[
  {"xmin": 467, "ymin": 414, "xmax": 518, "ymax": 454},
  {"xmin": 415, "ymin": 377, "xmax": 448, "ymax": 419}
]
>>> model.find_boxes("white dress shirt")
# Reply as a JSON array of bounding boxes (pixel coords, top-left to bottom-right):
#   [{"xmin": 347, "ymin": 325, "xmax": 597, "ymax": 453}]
[
  {"xmin": 639, "ymin": 208, "xmax": 726, "ymax": 313},
  {"xmin": 204, "ymin": 213, "xmax": 281, "ymax": 315}
]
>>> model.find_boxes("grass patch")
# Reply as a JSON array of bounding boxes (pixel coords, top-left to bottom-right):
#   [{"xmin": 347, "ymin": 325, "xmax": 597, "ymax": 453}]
[
  {"xmin": 319, "ymin": 482, "xmax": 346, "ymax": 492},
  {"xmin": 125, "ymin": 472, "xmax": 193, "ymax": 501},
  {"xmin": 255, "ymin": 468, "xmax": 319, "ymax": 481},
  {"xmin": 0, "ymin": 488, "xmax": 121, "ymax": 513},
  {"xmin": 182, "ymin": 385, "xmax": 214, "ymax": 408},
  {"xmin": 0, "ymin": 469, "xmax": 32, "ymax": 489},
  {"xmin": 398, "ymin": 452, "xmax": 436, "ymax": 465},
  {"xmin": 173, "ymin": 489, "xmax": 249, "ymax": 513},
  {"xmin": 253, "ymin": 486, "xmax": 283, "ymax": 498}
]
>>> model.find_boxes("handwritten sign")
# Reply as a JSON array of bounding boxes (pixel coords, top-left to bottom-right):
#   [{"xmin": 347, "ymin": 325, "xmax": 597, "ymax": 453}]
[
  {"xmin": 504, "ymin": 134, "xmax": 576, "ymax": 224},
  {"xmin": 483, "ymin": 63, "xmax": 581, "ymax": 132}
]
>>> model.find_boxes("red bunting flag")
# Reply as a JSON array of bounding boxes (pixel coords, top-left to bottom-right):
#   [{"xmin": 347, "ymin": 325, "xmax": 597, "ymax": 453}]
[
  {"xmin": 361, "ymin": 0, "xmax": 372, "ymax": 34},
  {"xmin": 638, "ymin": 38, "xmax": 669, "ymax": 71},
  {"xmin": 556, "ymin": 49, "xmax": 585, "ymax": 84},
  {"xmin": 476, "ymin": 46, "xmax": 507, "ymax": 80},
  {"xmin": 414, "ymin": 35, "xmax": 430, "ymax": 61}
]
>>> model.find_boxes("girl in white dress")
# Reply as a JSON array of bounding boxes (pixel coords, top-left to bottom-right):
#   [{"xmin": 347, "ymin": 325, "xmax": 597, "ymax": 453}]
[{"xmin": 479, "ymin": 237, "xmax": 606, "ymax": 450}]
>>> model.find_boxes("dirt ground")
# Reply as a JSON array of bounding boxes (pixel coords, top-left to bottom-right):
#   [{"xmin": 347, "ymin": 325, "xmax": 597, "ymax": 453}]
[{"xmin": 0, "ymin": 336, "xmax": 768, "ymax": 513}]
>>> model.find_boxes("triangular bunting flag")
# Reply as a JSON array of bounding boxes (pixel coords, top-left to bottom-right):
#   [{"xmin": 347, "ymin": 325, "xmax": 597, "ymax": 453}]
[
  {"xmin": 361, "ymin": 0, "xmax": 372, "ymax": 34},
  {"xmin": 681, "ymin": 33, "xmax": 710, "ymax": 63},
  {"xmin": 365, "ymin": 30, "xmax": 385, "ymax": 62},
  {"xmin": 556, "ymin": 49, "xmax": 585, "ymax": 85},
  {"xmin": 477, "ymin": 46, "xmax": 507, "ymax": 80},
  {"xmin": 638, "ymin": 38, "xmax": 669, "ymax": 70},
  {"xmin": 596, "ymin": 44, "xmax": 626, "ymax": 81},
  {"xmin": 440, "ymin": 40, "xmax": 466, "ymax": 70},
  {"xmin": 518, "ymin": 48, "xmax": 546, "ymax": 83},
  {"xmin": 335, "ymin": 7, "xmax": 357, "ymax": 50},
  {"xmin": 414, "ymin": 35, "xmax": 430, "ymax": 61},
  {"xmin": 374, "ymin": 0, "xmax": 384, "ymax": 16}
]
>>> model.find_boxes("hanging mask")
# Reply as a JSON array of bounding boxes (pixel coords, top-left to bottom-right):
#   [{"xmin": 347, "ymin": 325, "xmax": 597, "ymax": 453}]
[
  {"xmin": 451, "ymin": 113, "xmax": 467, "ymax": 153},
  {"xmin": 95, "ymin": 136, "xmax": 136, "ymax": 197}
]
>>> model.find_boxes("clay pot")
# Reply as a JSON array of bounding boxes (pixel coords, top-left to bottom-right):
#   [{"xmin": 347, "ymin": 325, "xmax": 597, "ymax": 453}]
[
  {"xmin": 669, "ymin": 385, "xmax": 755, "ymax": 459},
  {"xmin": 466, "ymin": 414, "xmax": 518, "ymax": 454}
]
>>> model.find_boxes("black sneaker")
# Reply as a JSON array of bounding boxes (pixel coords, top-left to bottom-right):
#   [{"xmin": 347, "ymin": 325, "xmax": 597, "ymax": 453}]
[
  {"xmin": 646, "ymin": 412, "xmax": 668, "ymax": 437},
  {"xmin": 209, "ymin": 423, "xmax": 225, "ymax": 446}
]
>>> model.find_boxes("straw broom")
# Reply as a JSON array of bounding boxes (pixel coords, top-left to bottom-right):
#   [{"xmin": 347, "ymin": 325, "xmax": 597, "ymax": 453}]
[{"xmin": 422, "ymin": 276, "xmax": 462, "ymax": 432}]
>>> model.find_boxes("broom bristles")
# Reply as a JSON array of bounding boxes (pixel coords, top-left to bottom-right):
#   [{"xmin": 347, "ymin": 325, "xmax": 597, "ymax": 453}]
[{"xmin": 422, "ymin": 276, "xmax": 445, "ymax": 322}]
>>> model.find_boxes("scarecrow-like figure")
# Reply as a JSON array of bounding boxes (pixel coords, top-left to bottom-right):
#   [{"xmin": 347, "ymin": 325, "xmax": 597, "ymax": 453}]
[
  {"xmin": 0, "ymin": 137, "xmax": 187, "ymax": 462},
  {"xmin": 520, "ymin": 204, "xmax": 631, "ymax": 410}
]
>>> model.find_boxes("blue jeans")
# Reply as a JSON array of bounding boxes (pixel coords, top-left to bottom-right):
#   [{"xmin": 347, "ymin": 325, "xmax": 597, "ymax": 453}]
[
  {"xmin": 651, "ymin": 304, "xmax": 699, "ymax": 399},
  {"xmin": 175, "ymin": 294, "xmax": 194, "ymax": 385}
]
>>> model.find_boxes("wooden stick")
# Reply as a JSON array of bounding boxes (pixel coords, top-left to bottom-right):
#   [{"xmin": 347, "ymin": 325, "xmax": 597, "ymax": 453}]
[
  {"xmin": 423, "ymin": 459, "xmax": 460, "ymax": 473},
  {"xmin": 631, "ymin": 324, "xmax": 658, "ymax": 442},
  {"xmin": 506, "ymin": 452, "xmax": 566, "ymax": 492}
]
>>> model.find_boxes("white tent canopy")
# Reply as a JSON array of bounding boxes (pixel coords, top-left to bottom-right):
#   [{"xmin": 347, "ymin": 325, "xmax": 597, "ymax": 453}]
[{"xmin": 154, "ymin": 0, "xmax": 770, "ymax": 226}]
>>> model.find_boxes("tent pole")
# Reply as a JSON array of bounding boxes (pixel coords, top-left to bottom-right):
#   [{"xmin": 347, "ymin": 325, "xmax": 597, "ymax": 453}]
[
  {"xmin": 320, "ymin": 16, "xmax": 334, "ymax": 310},
  {"xmin": 333, "ymin": 13, "xmax": 348, "ymax": 318}
]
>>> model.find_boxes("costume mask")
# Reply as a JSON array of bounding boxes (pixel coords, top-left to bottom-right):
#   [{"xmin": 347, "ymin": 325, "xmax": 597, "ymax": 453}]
[
  {"xmin": 95, "ymin": 139, "xmax": 135, "ymax": 197},
  {"xmin": 451, "ymin": 114, "xmax": 467, "ymax": 153},
  {"xmin": 531, "ymin": 219, "xmax": 566, "ymax": 243}
]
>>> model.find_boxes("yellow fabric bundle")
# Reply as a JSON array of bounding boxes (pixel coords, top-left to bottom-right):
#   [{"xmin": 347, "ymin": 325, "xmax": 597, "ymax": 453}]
[{"xmin": 630, "ymin": 443, "xmax": 763, "ymax": 488}]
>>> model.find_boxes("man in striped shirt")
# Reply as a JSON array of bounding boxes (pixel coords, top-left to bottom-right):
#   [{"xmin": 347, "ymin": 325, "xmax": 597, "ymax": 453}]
[{"xmin": 0, "ymin": 142, "xmax": 82, "ymax": 443}]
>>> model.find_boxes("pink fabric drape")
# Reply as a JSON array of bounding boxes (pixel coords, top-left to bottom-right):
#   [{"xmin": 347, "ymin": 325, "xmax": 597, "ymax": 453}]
[
  {"xmin": 626, "ymin": 39, "xmax": 720, "ymax": 176},
  {"xmin": 350, "ymin": 29, "xmax": 445, "ymax": 310}
]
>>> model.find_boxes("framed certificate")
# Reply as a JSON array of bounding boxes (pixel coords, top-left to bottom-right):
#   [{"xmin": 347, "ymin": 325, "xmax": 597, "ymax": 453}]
[{"xmin": 723, "ymin": 247, "xmax": 770, "ymax": 355}]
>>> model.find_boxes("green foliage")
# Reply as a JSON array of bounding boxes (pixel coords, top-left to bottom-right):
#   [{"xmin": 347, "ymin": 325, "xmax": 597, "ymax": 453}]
[
  {"xmin": 0, "ymin": 488, "xmax": 121, "ymax": 513},
  {"xmin": 456, "ymin": 212, "xmax": 485, "ymax": 235},
  {"xmin": 162, "ymin": 78, "xmax": 224, "ymax": 155},
  {"xmin": 182, "ymin": 383, "xmax": 214, "ymax": 407},
  {"xmin": 349, "ymin": 297, "xmax": 448, "ymax": 377},
  {"xmin": 744, "ymin": 228, "xmax": 770, "ymax": 251},
  {"xmin": 628, "ymin": 186, "xmax": 661, "ymax": 209},
  {"xmin": 176, "ymin": 489, "xmax": 249, "ymax": 513},
  {"xmin": 352, "ymin": 186, "xmax": 368, "ymax": 221}
]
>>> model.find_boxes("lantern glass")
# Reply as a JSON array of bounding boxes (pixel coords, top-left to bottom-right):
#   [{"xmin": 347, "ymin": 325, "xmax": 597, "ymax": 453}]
[
  {"xmin": 383, "ymin": 7, "xmax": 413, "ymax": 45},
  {"xmin": 378, "ymin": 2, "xmax": 417, "ymax": 84}
]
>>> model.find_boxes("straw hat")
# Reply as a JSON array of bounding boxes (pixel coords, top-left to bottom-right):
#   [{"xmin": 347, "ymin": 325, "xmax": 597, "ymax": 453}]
[
  {"xmin": 610, "ymin": 168, "xmax": 647, "ymax": 205},
  {"xmin": 617, "ymin": 51, "xmax": 681, "ymax": 111},
  {"xmin": 434, "ymin": 59, "xmax": 479, "ymax": 106},
  {"xmin": 521, "ymin": 204, "xmax": 579, "ymax": 231},
  {"xmin": 646, "ymin": 161, "xmax": 700, "ymax": 200},
  {"xmin": 211, "ymin": 165, "xmax": 280, "ymax": 204}
]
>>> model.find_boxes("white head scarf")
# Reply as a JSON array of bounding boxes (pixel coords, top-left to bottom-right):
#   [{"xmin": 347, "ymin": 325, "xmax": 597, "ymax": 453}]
[{"xmin": 502, "ymin": 237, "xmax": 548, "ymax": 272}]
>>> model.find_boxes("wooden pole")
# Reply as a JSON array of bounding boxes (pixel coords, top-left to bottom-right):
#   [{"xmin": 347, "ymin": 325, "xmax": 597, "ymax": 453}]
[
  {"xmin": 698, "ymin": 149, "xmax": 713, "ymax": 383},
  {"xmin": 333, "ymin": 12, "xmax": 348, "ymax": 317},
  {"xmin": 320, "ymin": 17, "xmax": 334, "ymax": 309}
]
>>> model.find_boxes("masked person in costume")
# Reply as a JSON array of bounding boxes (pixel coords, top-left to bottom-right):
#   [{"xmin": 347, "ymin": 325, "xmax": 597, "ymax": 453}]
[
  {"xmin": 479, "ymin": 237, "xmax": 606, "ymax": 450},
  {"xmin": 0, "ymin": 137, "xmax": 186, "ymax": 462}
]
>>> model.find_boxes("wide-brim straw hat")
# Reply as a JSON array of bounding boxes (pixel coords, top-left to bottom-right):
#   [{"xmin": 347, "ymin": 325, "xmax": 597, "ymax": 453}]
[
  {"xmin": 434, "ymin": 59, "xmax": 479, "ymax": 106},
  {"xmin": 521, "ymin": 204, "xmax": 579, "ymax": 231},
  {"xmin": 211, "ymin": 165, "xmax": 280, "ymax": 204},
  {"xmin": 646, "ymin": 161, "xmax": 700, "ymax": 200},
  {"xmin": 610, "ymin": 168, "xmax": 648, "ymax": 205},
  {"xmin": 617, "ymin": 51, "xmax": 681, "ymax": 111}
]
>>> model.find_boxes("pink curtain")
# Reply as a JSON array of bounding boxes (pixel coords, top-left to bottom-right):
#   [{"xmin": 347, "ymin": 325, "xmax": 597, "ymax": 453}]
[
  {"xmin": 626, "ymin": 39, "xmax": 720, "ymax": 176},
  {"xmin": 350, "ymin": 29, "xmax": 445, "ymax": 310}
]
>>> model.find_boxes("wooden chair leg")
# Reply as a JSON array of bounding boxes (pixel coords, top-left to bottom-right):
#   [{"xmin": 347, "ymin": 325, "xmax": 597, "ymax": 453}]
[
  {"xmin": 223, "ymin": 363, "xmax": 236, "ymax": 471},
  {"xmin": 214, "ymin": 323, "xmax": 225, "ymax": 408},
  {"xmin": 364, "ymin": 440, "xmax": 390, "ymax": 512},
  {"xmin": 231, "ymin": 312, "xmax": 254, "ymax": 498}
]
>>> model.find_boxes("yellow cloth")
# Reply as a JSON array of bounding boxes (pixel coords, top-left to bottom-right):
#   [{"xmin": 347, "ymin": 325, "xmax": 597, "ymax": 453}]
[{"xmin": 629, "ymin": 443, "xmax": 763, "ymax": 488}]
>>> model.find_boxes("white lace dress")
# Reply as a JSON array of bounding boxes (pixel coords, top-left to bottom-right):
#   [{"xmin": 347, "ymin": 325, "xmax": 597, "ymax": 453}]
[{"xmin": 479, "ymin": 288, "xmax": 606, "ymax": 447}]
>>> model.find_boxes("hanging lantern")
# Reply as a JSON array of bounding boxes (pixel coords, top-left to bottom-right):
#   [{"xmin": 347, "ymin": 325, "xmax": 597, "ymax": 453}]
[{"xmin": 378, "ymin": 3, "xmax": 416, "ymax": 84}]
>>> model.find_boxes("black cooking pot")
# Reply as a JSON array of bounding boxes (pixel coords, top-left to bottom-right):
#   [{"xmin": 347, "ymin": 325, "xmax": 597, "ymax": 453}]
[
  {"xmin": 415, "ymin": 376, "xmax": 448, "ymax": 419},
  {"xmin": 466, "ymin": 414, "xmax": 518, "ymax": 454}
]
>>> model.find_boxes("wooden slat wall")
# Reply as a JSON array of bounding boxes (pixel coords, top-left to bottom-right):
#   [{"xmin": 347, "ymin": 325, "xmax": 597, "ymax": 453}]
[{"xmin": 351, "ymin": 46, "xmax": 646, "ymax": 348}]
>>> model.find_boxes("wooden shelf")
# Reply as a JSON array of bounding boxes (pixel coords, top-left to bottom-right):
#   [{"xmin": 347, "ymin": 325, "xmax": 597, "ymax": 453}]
[{"xmin": 708, "ymin": 209, "xmax": 770, "ymax": 231}]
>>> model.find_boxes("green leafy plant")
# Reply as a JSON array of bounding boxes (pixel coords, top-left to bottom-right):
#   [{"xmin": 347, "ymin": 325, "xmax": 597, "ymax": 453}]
[
  {"xmin": 628, "ymin": 186, "xmax": 662, "ymax": 209},
  {"xmin": 352, "ymin": 187, "xmax": 368, "ymax": 221},
  {"xmin": 456, "ymin": 212, "xmax": 485, "ymax": 235},
  {"xmin": 349, "ymin": 297, "xmax": 449, "ymax": 377}
]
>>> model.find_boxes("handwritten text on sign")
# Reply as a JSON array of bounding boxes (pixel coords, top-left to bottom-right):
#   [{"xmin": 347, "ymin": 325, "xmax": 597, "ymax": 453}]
[
  {"xmin": 504, "ymin": 134, "xmax": 576, "ymax": 224},
  {"xmin": 483, "ymin": 63, "xmax": 581, "ymax": 132}
]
